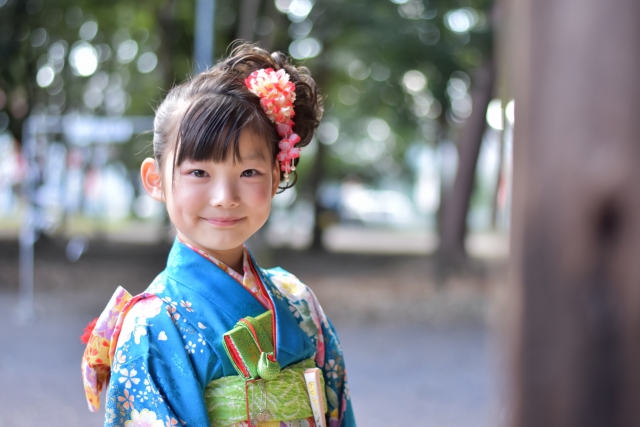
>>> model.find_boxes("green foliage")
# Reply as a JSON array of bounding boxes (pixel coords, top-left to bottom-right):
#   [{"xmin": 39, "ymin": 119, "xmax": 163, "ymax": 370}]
[
  {"xmin": 0, "ymin": 0, "xmax": 493, "ymax": 179},
  {"xmin": 277, "ymin": 0, "xmax": 494, "ymax": 184}
]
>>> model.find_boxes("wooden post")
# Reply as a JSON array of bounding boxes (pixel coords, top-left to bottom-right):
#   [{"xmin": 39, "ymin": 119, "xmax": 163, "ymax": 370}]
[{"xmin": 509, "ymin": 0, "xmax": 640, "ymax": 426}]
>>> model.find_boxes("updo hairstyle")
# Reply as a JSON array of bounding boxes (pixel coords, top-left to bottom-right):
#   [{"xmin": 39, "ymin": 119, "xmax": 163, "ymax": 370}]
[{"xmin": 152, "ymin": 42, "xmax": 323, "ymax": 189}]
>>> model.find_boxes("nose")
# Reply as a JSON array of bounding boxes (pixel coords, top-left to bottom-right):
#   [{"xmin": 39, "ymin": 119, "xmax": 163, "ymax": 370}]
[{"xmin": 209, "ymin": 177, "xmax": 240, "ymax": 208}]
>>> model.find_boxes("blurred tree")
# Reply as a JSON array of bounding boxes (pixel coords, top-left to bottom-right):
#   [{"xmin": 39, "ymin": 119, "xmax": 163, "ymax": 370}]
[
  {"xmin": 0, "ymin": 0, "xmax": 196, "ymax": 157},
  {"xmin": 0, "ymin": 0, "xmax": 495, "ymax": 263},
  {"xmin": 268, "ymin": 0, "xmax": 494, "ymax": 253},
  {"xmin": 438, "ymin": 58, "xmax": 495, "ymax": 270}
]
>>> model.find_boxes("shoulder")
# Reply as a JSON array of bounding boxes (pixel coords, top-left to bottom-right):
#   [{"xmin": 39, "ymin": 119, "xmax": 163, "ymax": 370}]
[
  {"xmin": 263, "ymin": 267, "xmax": 315, "ymax": 302},
  {"xmin": 116, "ymin": 294, "xmax": 169, "ymax": 350},
  {"xmin": 263, "ymin": 267, "xmax": 330, "ymax": 340}
]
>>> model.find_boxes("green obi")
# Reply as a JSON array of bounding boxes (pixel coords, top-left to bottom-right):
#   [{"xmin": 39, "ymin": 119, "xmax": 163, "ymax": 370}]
[{"xmin": 204, "ymin": 358, "xmax": 327, "ymax": 426}]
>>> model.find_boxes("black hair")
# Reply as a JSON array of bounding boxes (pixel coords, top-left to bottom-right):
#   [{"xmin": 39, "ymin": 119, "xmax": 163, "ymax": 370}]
[{"xmin": 152, "ymin": 42, "xmax": 323, "ymax": 190}]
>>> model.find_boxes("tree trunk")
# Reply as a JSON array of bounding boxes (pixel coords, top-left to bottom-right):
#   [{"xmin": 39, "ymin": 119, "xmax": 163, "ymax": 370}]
[
  {"xmin": 437, "ymin": 60, "xmax": 495, "ymax": 268},
  {"xmin": 509, "ymin": 1, "xmax": 640, "ymax": 426},
  {"xmin": 236, "ymin": 0, "xmax": 261, "ymax": 42},
  {"xmin": 308, "ymin": 139, "xmax": 326, "ymax": 251},
  {"xmin": 257, "ymin": 0, "xmax": 283, "ymax": 51},
  {"xmin": 157, "ymin": 0, "xmax": 179, "ymax": 91}
]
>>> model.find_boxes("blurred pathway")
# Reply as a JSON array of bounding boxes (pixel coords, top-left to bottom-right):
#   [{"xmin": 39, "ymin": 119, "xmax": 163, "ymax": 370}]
[{"xmin": 0, "ymin": 291, "xmax": 500, "ymax": 427}]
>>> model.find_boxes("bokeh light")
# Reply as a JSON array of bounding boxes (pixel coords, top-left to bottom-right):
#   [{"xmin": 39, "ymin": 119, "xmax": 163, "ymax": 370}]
[
  {"xmin": 444, "ymin": 8, "xmax": 478, "ymax": 33},
  {"xmin": 79, "ymin": 21, "xmax": 98, "ymax": 41},
  {"xmin": 367, "ymin": 118, "xmax": 391, "ymax": 142},
  {"xmin": 402, "ymin": 70, "xmax": 427, "ymax": 93},
  {"xmin": 36, "ymin": 65, "xmax": 55, "ymax": 88},
  {"xmin": 30, "ymin": 28, "xmax": 47, "ymax": 47},
  {"xmin": 486, "ymin": 99, "xmax": 504, "ymax": 130},
  {"xmin": 289, "ymin": 37, "xmax": 322, "ymax": 59},
  {"xmin": 338, "ymin": 85, "xmax": 360, "ymax": 105},
  {"xmin": 289, "ymin": 20, "xmax": 312, "ymax": 39},
  {"xmin": 136, "ymin": 52, "xmax": 158, "ymax": 74},
  {"xmin": 398, "ymin": 1, "xmax": 424, "ymax": 19},
  {"xmin": 348, "ymin": 60, "xmax": 370, "ymax": 80},
  {"xmin": 117, "ymin": 40, "xmax": 138, "ymax": 64},
  {"xmin": 69, "ymin": 42, "xmax": 98, "ymax": 76},
  {"xmin": 370, "ymin": 63, "xmax": 391, "ymax": 82},
  {"xmin": 48, "ymin": 42, "xmax": 67, "ymax": 61},
  {"xmin": 506, "ymin": 99, "xmax": 515, "ymax": 124},
  {"xmin": 318, "ymin": 119, "xmax": 340, "ymax": 145}
]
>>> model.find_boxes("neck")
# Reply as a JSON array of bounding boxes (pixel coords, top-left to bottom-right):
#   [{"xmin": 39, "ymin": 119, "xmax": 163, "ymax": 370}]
[{"xmin": 178, "ymin": 233, "xmax": 245, "ymax": 275}]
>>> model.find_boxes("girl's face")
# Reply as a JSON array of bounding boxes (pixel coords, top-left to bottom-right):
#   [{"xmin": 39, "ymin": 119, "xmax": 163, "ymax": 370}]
[{"xmin": 142, "ymin": 129, "xmax": 280, "ymax": 263}]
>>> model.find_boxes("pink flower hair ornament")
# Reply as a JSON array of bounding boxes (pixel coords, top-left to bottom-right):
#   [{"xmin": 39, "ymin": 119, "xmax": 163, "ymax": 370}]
[{"xmin": 245, "ymin": 68, "xmax": 299, "ymax": 183}]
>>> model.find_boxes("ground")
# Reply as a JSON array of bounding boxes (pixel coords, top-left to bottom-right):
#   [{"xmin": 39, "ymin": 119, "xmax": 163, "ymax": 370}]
[{"xmin": 0, "ymin": 238, "xmax": 505, "ymax": 427}]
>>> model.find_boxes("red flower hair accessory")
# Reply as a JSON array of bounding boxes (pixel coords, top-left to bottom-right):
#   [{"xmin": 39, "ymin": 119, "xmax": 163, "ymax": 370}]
[{"xmin": 245, "ymin": 68, "xmax": 299, "ymax": 183}]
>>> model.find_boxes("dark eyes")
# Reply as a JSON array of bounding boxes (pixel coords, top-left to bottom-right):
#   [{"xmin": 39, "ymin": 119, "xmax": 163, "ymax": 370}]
[
  {"xmin": 190, "ymin": 170, "xmax": 207, "ymax": 178},
  {"xmin": 189, "ymin": 169, "xmax": 260, "ymax": 178}
]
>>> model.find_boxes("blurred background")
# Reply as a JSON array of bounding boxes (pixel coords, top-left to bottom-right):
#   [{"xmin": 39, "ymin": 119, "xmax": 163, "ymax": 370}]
[{"xmin": 0, "ymin": 0, "xmax": 511, "ymax": 425}]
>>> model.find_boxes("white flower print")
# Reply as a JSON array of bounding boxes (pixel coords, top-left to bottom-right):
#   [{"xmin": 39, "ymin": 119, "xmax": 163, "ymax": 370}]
[
  {"xmin": 289, "ymin": 304, "xmax": 301, "ymax": 319},
  {"xmin": 118, "ymin": 297, "xmax": 163, "ymax": 345},
  {"xmin": 197, "ymin": 322, "xmax": 207, "ymax": 329},
  {"xmin": 148, "ymin": 279, "xmax": 165, "ymax": 294},
  {"xmin": 185, "ymin": 341, "xmax": 196, "ymax": 354},
  {"xmin": 162, "ymin": 297, "xmax": 178, "ymax": 311},
  {"xmin": 180, "ymin": 300, "xmax": 194, "ymax": 312},
  {"xmin": 113, "ymin": 350, "xmax": 127, "ymax": 373},
  {"xmin": 197, "ymin": 334, "xmax": 206, "ymax": 345},
  {"xmin": 167, "ymin": 304, "xmax": 180, "ymax": 321},
  {"xmin": 105, "ymin": 407, "xmax": 116, "ymax": 423},
  {"xmin": 133, "ymin": 324, "xmax": 148, "ymax": 345},
  {"xmin": 136, "ymin": 388, "xmax": 149, "ymax": 402},
  {"xmin": 326, "ymin": 359, "xmax": 339, "ymax": 379},
  {"xmin": 118, "ymin": 368, "xmax": 141, "ymax": 388}
]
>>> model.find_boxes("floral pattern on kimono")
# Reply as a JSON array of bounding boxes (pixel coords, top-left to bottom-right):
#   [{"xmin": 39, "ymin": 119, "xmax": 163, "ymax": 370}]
[{"xmin": 82, "ymin": 239, "xmax": 356, "ymax": 427}]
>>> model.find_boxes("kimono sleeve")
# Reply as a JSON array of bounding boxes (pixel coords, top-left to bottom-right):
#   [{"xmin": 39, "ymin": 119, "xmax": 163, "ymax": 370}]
[
  {"xmin": 311, "ymin": 293, "xmax": 357, "ymax": 427},
  {"xmin": 268, "ymin": 269, "xmax": 357, "ymax": 427},
  {"xmin": 103, "ymin": 296, "xmax": 213, "ymax": 427}
]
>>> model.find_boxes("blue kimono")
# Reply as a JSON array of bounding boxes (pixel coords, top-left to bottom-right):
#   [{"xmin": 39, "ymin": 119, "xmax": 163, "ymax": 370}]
[{"xmin": 81, "ymin": 239, "xmax": 355, "ymax": 427}]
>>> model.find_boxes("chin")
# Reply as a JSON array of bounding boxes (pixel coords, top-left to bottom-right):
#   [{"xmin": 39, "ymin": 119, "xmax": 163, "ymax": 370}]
[{"xmin": 199, "ymin": 236, "xmax": 247, "ymax": 252}]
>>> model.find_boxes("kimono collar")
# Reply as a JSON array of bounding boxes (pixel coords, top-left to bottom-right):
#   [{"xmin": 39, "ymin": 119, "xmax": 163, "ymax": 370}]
[
  {"xmin": 178, "ymin": 239, "xmax": 270, "ymax": 308},
  {"xmin": 166, "ymin": 239, "xmax": 315, "ymax": 365}
]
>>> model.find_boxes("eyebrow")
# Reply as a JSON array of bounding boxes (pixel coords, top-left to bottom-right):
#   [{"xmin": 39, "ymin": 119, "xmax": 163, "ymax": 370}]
[{"xmin": 239, "ymin": 151, "xmax": 267, "ymax": 162}]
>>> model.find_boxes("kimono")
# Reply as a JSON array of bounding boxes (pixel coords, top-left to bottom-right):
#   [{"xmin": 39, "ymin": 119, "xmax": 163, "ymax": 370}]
[{"xmin": 81, "ymin": 239, "xmax": 356, "ymax": 427}]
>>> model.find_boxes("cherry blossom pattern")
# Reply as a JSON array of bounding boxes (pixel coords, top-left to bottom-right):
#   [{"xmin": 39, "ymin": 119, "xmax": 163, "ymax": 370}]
[
  {"xmin": 244, "ymin": 68, "xmax": 299, "ymax": 182},
  {"xmin": 180, "ymin": 300, "xmax": 194, "ymax": 312},
  {"xmin": 118, "ymin": 389, "xmax": 135, "ymax": 410},
  {"xmin": 184, "ymin": 341, "xmax": 196, "ymax": 354},
  {"xmin": 325, "ymin": 359, "xmax": 340, "ymax": 379},
  {"xmin": 118, "ymin": 368, "xmax": 141, "ymax": 389},
  {"xmin": 124, "ymin": 408, "xmax": 164, "ymax": 427},
  {"xmin": 113, "ymin": 350, "xmax": 127, "ymax": 373}
]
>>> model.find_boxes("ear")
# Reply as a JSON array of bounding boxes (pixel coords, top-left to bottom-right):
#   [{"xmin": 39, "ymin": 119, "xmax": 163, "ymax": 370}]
[
  {"xmin": 141, "ymin": 158, "xmax": 165, "ymax": 202},
  {"xmin": 271, "ymin": 160, "xmax": 280, "ymax": 197}
]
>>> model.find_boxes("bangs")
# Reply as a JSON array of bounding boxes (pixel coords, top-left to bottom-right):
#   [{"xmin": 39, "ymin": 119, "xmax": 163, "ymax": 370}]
[{"xmin": 174, "ymin": 93, "xmax": 276, "ymax": 166}]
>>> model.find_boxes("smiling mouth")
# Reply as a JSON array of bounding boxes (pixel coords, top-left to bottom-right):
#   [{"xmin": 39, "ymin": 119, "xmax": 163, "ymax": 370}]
[{"xmin": 202, "ymin": 217, "xmax": 244, "ymax": 227}]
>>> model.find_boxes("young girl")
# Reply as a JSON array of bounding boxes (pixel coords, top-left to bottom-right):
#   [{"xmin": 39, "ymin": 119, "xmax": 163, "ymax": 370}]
[{"xmin": 80, "ymin": 43, "xmax": 356, "ymax": 427}]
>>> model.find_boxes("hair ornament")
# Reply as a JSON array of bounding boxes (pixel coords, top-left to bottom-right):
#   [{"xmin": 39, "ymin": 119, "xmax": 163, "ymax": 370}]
[{"xmin": 245, "ymin": 68, "xmax": 299, "ymax": 183}]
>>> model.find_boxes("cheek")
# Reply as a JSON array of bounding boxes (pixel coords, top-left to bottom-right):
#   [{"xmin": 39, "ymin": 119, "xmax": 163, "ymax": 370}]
[
  {"xmin": 166, "ymin": 181, "xmax": 205, "ymax": 213},
  {"xmin": 247, "ymin": 182, "xmax": 275, "ymax": 208}
]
